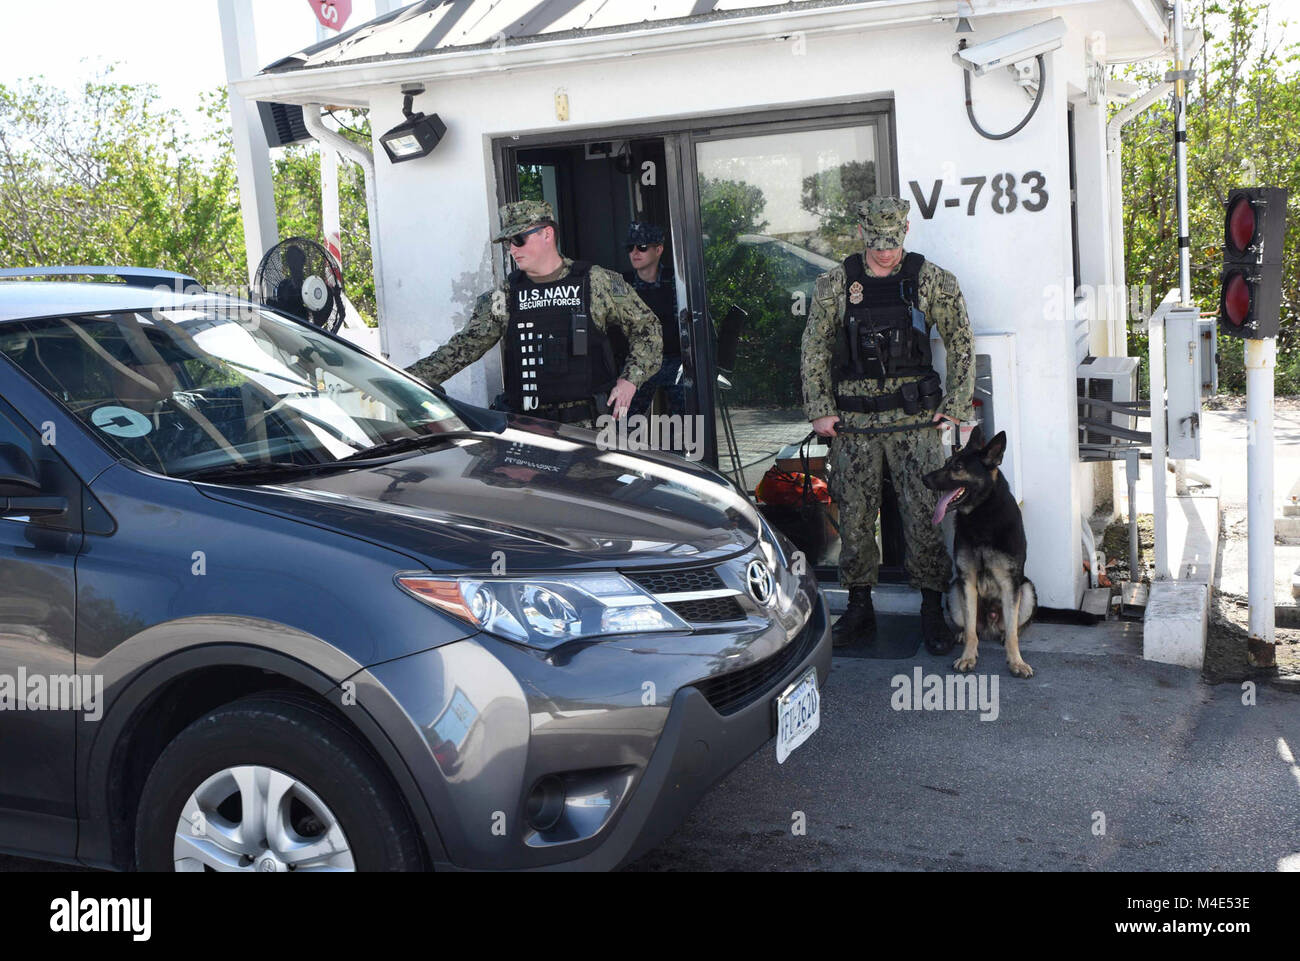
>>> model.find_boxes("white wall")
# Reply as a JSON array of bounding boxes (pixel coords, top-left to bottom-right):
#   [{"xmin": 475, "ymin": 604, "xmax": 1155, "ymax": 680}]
[{"xmin": 363, "ymin": 13, "xmax": 1098, "ymax": 607}]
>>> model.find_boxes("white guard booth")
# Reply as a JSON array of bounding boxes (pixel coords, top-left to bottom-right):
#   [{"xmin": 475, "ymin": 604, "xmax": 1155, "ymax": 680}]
[{"xmin": 230, "ymin": 0, "xmax": 1177, "ymax": 613}]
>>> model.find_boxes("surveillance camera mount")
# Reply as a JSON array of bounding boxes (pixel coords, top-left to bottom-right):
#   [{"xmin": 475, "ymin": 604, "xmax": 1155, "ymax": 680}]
[{"xmin": 958, "ymin": 38, "xmax": 1047, "ymax": 141}]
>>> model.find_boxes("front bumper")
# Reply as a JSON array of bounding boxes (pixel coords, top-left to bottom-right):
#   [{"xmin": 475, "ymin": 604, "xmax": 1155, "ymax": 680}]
[
  {"xmin": 560, "ymin": 594, "xmax": 832, "ymax": 871},
  {"xmin": 355, "ymin": 573, "xmax": 831, "ymax": 871}
]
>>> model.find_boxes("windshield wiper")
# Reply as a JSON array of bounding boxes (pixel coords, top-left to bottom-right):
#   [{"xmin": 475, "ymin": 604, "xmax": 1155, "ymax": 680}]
[
  {"xmin": 180, "ymin": 460, "xmax": 353, "ymax": 483},
  {"xmin": 335, "ymin": 430, "xmax": 478, "ymax": 463},
  {"xmin": 179, "ymin": 431, "xmax": 478, "ymax": 483}
]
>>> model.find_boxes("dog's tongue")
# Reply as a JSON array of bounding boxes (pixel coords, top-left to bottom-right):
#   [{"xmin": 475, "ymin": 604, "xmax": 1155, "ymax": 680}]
[{"xmin": 933, "ymin": 487, "xmax": 964, "ymax": 525}]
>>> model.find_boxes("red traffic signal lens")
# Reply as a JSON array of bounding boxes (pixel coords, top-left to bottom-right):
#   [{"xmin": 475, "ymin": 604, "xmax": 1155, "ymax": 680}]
[
  {"xmin": 1223, "ymin": 271, "xmax": 1251, "ymax": 326},
  {"xmin": 1227, "ymin": 196, "xmax": 1257, "ymax": 253}
]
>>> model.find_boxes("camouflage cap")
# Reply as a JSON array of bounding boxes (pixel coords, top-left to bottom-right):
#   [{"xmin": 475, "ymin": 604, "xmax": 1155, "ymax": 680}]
[
  {"xmin": 491, "ymin": 200, "xmax": 556, "ymax": 242},
  {"xmin": 626, "ymin": 221, "xmax": 665, "ymax": 246},
  {"xmin": 855, "ymin": 196, "xmax": 911, "ymax": 250}
]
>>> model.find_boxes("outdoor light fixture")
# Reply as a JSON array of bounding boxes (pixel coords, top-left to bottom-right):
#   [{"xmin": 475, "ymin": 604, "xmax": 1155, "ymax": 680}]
[{"xmin": 380, "ymin": 83, "xmax": 446, "ymax": 164}]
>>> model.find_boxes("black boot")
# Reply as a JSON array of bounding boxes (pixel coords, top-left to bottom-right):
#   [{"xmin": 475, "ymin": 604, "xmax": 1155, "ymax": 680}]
[
  {"xmin": 921, "ymin": 588, "xmax": 954, "ymax": 655},
  {"xmin": 833, "ymin": 587, "xmax": 876, "ymax": 648}
]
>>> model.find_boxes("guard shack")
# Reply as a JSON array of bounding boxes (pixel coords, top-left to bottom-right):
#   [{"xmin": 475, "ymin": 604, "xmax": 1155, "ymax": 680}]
[{"xmin": 231, "ymin": 0, "xmax": 1178, "ymax": 612}]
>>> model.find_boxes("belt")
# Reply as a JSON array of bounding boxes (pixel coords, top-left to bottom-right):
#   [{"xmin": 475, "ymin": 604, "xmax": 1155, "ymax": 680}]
[{"xmin": 836, "ymin": 374, "xmax": 942, "ymax": 415}]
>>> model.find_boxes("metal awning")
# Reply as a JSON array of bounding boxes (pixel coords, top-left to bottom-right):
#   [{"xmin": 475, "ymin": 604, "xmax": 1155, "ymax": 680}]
[
  {"xmin": 238, "ymin": 0, "xmax": 1169, "ymax": 106},
  {"xmin": 262, "ymin": 0, "xmax": 879, "ymax": 75}
]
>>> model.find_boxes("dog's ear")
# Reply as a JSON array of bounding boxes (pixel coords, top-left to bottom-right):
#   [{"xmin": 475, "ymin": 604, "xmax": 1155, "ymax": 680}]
[
  {"xmin": 982, "ymin": 431, "xmax": 1007, "ymax": 468},
  {"xmin": 963, "ymin": 425, "xmax": 984, "ymax": 452}
]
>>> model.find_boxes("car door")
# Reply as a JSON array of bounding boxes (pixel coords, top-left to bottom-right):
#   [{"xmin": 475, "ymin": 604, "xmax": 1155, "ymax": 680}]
[{"xmin": 0, "ymin": 395, "xmax": 81, "ymax": 858}]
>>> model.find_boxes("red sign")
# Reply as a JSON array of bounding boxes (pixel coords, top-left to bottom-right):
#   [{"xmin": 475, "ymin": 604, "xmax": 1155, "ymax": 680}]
[{"xmin": 308, "ymin": 0, "xmax": 352, "ymax": 31}]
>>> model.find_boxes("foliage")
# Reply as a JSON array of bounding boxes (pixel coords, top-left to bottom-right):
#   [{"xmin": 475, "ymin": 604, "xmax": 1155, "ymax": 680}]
[
  {"xmin": 272, "ymin": 110, "xmax": 375, "ymax": 322},
  {"xmin": 699, "ymin": 175, "xmax": 802, "ymax": 407},
  {"xmin": 517, "ymin": 164, "xmax": 544, "ymax": 202},
  {"xmin": 1119, "ymin": 0, "xmax": 1300, "ymax": 394},
  {"xmin": 800, "ymin": 159, "xmax": 876, "ymax": 233},
  {"xmin": 0, "ymin": 69, "xmax": 375, "ymax": 321},
  {"xmin": 0, "ymin": 69, "xmax": 245, "ymax": 286}
]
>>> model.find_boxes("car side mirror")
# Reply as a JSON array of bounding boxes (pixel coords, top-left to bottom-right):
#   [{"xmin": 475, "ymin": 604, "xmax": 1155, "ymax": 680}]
[
  {"xmin": 0, "ymin": 444, "xmax": 64, "ymax": 520},
  {"xmin": 0, "ymin": 443, "xmax": 40, "ymax": 493}
]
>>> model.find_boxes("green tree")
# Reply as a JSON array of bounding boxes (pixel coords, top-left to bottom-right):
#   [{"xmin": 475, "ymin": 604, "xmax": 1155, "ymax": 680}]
[
  {"xmin": 0, "ymin": 68, "xmax": 245, "ymax": 286},
  {"xmin": 1119, "ymin": 0, "xmax": 1300, "ymax": 393},
  {"xmin": 0, "ymin": 69, "xmax": 375, "ymax": 321},
  {"xmin": 699, "ymin": 176, "xmax": 808, "ymax": 407},
  {"xmin": 270, "ymin": 109, "xmax": 375, "ymax": 322},
  {"xmin": 801, "ymin": 159, "xmax": 876, "ymax": 233}
]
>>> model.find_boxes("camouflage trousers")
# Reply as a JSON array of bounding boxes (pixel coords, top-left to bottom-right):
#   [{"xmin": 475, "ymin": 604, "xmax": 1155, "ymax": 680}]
[{"xmin": 827, "ymin": 424, "xmax": 952, "ymax": 592}]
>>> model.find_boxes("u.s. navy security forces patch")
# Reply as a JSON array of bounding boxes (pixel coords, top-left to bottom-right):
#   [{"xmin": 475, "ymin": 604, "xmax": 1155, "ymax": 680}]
[
  {"xmin": 91, "ymin": 405, "xmax": 152, "ymax": 438},
  {"xmin": 849, "ymin": 280, "xmax": 864, "ymax": 304}
]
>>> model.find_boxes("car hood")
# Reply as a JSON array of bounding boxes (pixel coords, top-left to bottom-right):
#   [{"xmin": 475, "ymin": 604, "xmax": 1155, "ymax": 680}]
[{"xmin": 195, "ymin": 427, "xmax": 762, "ymax": 571}]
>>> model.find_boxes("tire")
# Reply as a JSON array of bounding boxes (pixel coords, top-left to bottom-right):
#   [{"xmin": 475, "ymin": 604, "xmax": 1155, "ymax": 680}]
[{"xmin": 134, "ymin": 693, "xmax": 424, "ymax": 872}]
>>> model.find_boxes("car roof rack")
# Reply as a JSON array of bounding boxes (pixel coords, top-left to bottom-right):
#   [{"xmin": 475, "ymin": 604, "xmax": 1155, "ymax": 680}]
[{"xmin": 0, "ymin": 266, "xmax": 203, "ymax": 291}]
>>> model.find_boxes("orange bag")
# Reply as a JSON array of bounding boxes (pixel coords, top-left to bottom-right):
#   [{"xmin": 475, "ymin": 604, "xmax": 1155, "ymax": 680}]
[{"xmin": 756, "ymin": 468, "xmax": 830, "ymax": 507}]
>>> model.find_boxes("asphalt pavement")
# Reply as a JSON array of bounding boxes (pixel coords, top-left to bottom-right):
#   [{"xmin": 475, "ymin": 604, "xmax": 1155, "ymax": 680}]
[
  {"xmin": 6, "ymin": 638, "xmax": 1297, "ymax": 873},
  {"xmin": 627, "ymin": 648, "xmax": 1300, "ymax": 871}
]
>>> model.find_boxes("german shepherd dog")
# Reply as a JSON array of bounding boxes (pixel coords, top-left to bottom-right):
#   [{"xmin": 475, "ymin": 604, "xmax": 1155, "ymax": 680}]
[{"xmin": 923, "ymin": 427, "xmax": 1037, "ymax": 678}]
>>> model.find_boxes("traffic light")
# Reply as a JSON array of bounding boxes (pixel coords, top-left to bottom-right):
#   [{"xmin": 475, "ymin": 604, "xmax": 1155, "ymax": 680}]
[{"xmin": 1218, "ymin": 187, "xmax": 1288, "ymax": 339}]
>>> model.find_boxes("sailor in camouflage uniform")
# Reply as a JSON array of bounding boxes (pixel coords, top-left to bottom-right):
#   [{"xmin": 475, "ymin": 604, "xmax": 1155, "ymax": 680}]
[
  {"xmin": 406, "ymin": 201, "xmax": 661, "ymax": 429},
  {"xmin": 621, "ymin": 221, "xmax": 685, "ymax": 418},
  {"xmin": 801, "ymin": 196, "xmax": 975, "ymax": 655}
]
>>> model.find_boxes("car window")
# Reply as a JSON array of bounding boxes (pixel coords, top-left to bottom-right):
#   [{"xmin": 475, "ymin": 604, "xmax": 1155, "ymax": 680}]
[{"xmin": 0, "ymin": 305, "xmax": 467, "ymax": 477}]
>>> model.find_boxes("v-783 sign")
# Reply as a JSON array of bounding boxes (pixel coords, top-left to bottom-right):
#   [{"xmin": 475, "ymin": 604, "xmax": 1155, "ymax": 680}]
[{"xmin": 907, "ymin": 171, "xmax": 1049, "ymax": 219}]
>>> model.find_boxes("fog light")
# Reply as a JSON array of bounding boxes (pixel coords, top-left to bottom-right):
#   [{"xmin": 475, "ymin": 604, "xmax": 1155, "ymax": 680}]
[{"xmin": 525, "ymin": 776, "xmax": 566, "ymax": 832}]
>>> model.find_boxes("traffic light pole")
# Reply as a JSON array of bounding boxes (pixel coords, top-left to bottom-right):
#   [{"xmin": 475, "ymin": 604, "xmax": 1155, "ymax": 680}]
[
  {"xmin": 1246, "ymin": 337, "xmax": 1276, "ymax": 666},
  {"xmin": 1173, "ymin": 0, "xmax": 1192, "ymax": 305}
]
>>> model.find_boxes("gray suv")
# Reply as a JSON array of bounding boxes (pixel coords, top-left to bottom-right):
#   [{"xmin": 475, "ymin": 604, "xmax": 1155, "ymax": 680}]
[{"xmin": 0, "ymin": 268, "xmax": 829, "ymax": 871}]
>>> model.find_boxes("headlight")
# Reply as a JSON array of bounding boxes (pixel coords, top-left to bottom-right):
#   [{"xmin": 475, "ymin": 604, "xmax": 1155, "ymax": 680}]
[{"xmin": 396, "ymin": 572, "xmax": 690, "ymax": 649}]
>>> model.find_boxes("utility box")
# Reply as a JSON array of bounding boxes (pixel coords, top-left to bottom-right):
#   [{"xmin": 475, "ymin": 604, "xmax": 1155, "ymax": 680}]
[{"xmin": 1165, "ymin": 303, "xmax": 1204, "ymax": 460}]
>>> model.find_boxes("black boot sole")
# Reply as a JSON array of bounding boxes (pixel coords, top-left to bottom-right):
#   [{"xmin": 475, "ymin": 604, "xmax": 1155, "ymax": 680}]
[{"xmin": 924, "ymin": 635, "xmax": 956, "ymax": 656}]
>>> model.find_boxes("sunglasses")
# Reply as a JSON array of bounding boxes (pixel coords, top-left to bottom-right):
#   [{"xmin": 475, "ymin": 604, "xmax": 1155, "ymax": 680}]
[
  {"xmin": 508, "ymin": 225, "xmax": 548, "ymax": 247},
  {"xmin": 625, "ymin": 243, "xmax": 654, "ymax": 253}
]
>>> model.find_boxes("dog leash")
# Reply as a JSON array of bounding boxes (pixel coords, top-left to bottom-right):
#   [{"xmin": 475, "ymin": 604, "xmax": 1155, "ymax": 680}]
[{"xmin": 789, "ymin": 421, "xmax": 937, "ymax": 536}]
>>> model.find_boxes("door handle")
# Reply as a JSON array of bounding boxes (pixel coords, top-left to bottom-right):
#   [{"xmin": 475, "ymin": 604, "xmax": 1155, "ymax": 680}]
[
  {"xmin": 676, "ymin": 308, "xmax": 697, "ymax": 388},
  {"xmin": 1, "ymin": 496, "xmax": 68, "ymax": 519}
]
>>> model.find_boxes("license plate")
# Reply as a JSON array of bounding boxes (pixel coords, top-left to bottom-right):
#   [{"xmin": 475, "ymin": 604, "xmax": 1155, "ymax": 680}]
[{"xmin": 775, "ymin": 666, "xmax": 820, "ymax": 764}]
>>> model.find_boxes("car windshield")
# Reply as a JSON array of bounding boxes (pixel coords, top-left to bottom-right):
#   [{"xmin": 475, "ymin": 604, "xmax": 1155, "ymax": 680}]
[{"xmin": 0, "ymin": 302, "xmax": 467, "ymax": 478}]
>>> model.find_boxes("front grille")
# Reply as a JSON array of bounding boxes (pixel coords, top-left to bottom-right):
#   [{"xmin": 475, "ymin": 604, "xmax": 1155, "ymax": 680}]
[
  {"xmin": 626, "ymin": 567, "xmax": 726, "ymax": 596},
  {"xmin": 668, "ymin": 596, "xmax": 747, "ymax": 623},
  {"xmin": 693, "ymin": 616, "xmax": 820, "ymax": 716}
]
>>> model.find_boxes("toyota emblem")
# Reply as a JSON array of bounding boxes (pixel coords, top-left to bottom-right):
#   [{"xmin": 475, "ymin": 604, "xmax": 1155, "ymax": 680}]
[{"xmin": 746, "ymin": 559, "xmax": 775, "ymax": 606}]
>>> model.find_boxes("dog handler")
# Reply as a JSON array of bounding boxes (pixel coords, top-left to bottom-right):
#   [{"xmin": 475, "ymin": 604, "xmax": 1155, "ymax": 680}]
[
  {"xmin": 407, "ymin": 201, "xmax": 661, "ymax": 427},
  {"xmin": 801, "ymin": 196, "xmax": 975, "ymax": 655}
]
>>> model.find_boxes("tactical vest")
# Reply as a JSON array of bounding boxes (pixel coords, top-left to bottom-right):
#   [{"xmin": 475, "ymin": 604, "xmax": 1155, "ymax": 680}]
[
  {"xmin": 502, "ymin": 262, "xmax": 617, "ymax": 413},
  {"xmin": 625, "ymin": 269, "xmax": 680, "ymax": 356},
  {"xmin": 832, "ymin": 252, "xmax": 935, "ymax": 392}
]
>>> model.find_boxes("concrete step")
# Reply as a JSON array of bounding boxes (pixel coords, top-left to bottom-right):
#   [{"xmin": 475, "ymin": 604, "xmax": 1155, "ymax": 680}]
[
  {"xmin": 1145, "ymin": 581, "xmax": 1208, "ymax": 669},
  {"xmin": 1277, "ymin": 516, "xmax": 1300, "ymax": 544},
  {"xmin": 1284, "ymin": 476, "xmax": 1300, "ymax": 517}
]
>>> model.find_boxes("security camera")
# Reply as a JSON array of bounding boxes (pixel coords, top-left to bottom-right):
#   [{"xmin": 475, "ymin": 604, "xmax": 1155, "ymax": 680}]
[{"xmin": 952, "ymin": 17, "xmax": 1066, "ymax": 77}]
